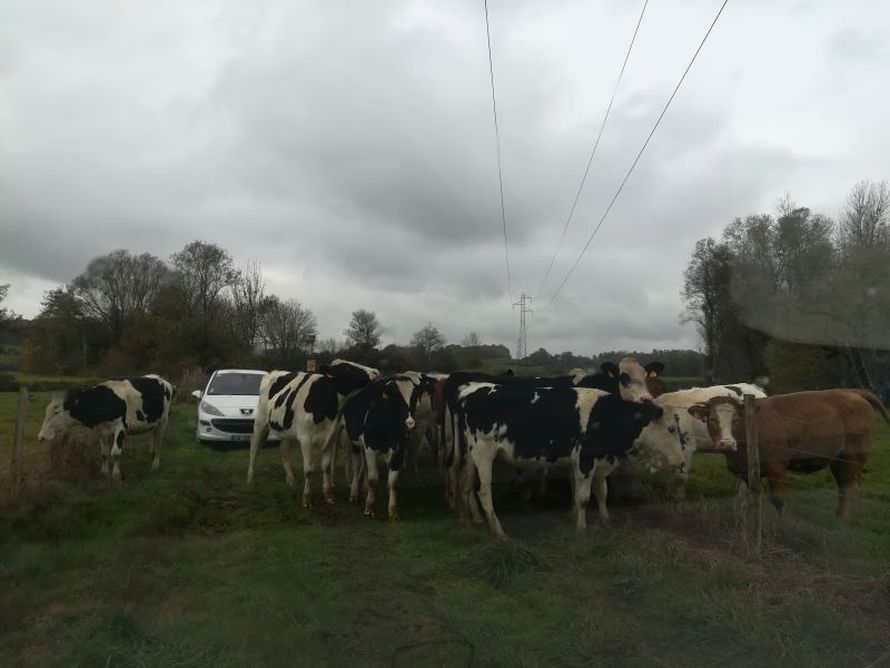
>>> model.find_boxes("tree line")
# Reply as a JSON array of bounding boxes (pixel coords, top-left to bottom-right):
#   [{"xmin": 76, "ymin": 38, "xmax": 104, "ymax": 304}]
[
  {"xmin": 0, "ymin": 241, "xmax": 517, "ymax": 378},
  {"xmin": 682, "ymin": 180, "xmax": 890, "ymax": 394}
]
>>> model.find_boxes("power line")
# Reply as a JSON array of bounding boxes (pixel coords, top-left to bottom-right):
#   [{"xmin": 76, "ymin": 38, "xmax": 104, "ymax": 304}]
[
  {"xmin": 482, "ymin": 0, "xmax": 513, "ymax": 303},
  {"xmin": 546, "ymin": 0, "xmax": 730, "ymax": 308},
  {"xmin": 534, "ymin": 0, "xmax": 649, "ymax": 301}
]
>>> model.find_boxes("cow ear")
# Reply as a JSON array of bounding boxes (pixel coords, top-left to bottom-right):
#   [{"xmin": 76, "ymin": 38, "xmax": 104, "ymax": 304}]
[
  {"xmin": 687, "ymin": 404, "xmax": 708, "ymax": 421},
  {"xmin": 601, "ymin": 362, "xmax": 619, "ymax": 378},
  {"xmin": 644, "ymin": 362, "xmax": 665, "ymax": 377}
]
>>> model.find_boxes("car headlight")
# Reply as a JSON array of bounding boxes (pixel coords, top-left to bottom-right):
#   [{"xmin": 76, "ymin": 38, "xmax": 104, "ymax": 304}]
[{"xmin": 200, "ymin": 401, "xmax": 224, "ymax": 417}]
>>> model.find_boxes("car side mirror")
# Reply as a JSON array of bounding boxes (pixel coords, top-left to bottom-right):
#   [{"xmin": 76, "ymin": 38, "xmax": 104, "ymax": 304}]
[{"xmin": 191, "ymin": 389, "xmax": 203, "ymax": 400}]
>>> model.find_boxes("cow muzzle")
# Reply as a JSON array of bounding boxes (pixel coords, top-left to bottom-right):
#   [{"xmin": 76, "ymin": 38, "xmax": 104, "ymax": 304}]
[
  {"xmin": 405, "ymin": 416, "xmax": 416, "ymax": 431},
  {"xmin": 717, "ymin": 439, "xmax": 737, "ymax": 451}
]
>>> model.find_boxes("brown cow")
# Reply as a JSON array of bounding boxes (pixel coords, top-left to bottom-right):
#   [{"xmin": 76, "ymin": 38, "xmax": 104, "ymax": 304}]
[{"xmin": 688, "ymin": 389, "xmax": 890, "ymax": 520}]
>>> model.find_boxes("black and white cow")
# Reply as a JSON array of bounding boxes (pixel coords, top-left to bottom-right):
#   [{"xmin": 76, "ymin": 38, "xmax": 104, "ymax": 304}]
[
  {"xmin": 455, "ymin": 382, "xmax": 683, "ymax": 539},
  {"xmin": 438, "ymin": 357, "xmax": 662, "ymax": 508},
  {"xmin": 246, "ymin": 360, "xmax": 379, "ymax": 507},
  {"xmin": 332, "ymin": 373, "xmax": 435, "ymax": 519},
  {"xmin": 37, "ymin": 374, "xmax": 174, "ymax": 480}
]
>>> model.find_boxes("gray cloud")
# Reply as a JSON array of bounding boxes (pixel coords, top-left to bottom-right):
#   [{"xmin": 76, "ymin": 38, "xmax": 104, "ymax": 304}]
[{"xmin": 2, "ymin": 0, "xmax": 889, "ymax": 357}]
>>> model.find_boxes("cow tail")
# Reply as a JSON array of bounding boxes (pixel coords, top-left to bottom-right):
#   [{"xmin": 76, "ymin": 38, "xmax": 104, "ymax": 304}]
[{"xmin": 851, "ymin": 389, "xmax": 890, "ymax": 426}]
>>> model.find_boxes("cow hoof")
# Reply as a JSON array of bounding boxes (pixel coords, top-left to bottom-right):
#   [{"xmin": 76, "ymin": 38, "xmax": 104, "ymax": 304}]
[
  {"xmin": 285, "ymin": 478, "xmax": 296, "ymax": 489},
  {"xmin": 389, "ymin": 512, "xmax": 400, "ymax": 522},
  {"xmin": 349, "ymin": 494, "xmax": 359, "ymax": 504},
  {"xmin": 325, "ymin": 497, "xmax": 336, "ymax": 505},
  {"xmin": 364, "ymin": 508, "xmax": 375, "ymax": 518},
  {"xmin": 302, "ymin": 498, "xmax": 312, "ymax": 509},
  {"xmin": 151, "ymin": 461, "xmax": 160, "ymax": 473}
]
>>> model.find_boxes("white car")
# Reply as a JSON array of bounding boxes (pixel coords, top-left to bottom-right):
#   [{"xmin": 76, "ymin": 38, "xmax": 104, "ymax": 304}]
[{"xmin": 192, "ymin": 369, "xmax": 280, "ymax": 445}]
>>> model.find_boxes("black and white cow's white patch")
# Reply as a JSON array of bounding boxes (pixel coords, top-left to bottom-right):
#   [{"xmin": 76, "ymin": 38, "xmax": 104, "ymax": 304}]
[
  {"xmin": 246, "ymin": 361, "xmax": 379, "ymax": 507},
  {"xmin": 455, "ymin": 382, "xmax": 673, "ymax": 539},
  {"xmin": 37, "ymin": 374, "xmax": 174, "ymax": 480}
]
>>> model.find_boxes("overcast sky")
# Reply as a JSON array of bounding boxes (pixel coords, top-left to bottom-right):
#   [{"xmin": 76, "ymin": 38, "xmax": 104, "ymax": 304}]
[{"xmin": 1, "ymin": 0, "xmax": 887, "ymax": 356}]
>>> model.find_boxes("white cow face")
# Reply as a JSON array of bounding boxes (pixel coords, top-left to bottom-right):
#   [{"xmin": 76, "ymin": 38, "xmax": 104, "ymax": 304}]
[
  {"xmin": 632, "ymin": 407, "xmax": 687, "ymax": 470},
  {"xmin": 688, "ymin": 397, "xmax": 741, "ymax": 451},
  {"xmin": 617, "ymin": 357, "xmax": 654, "ymax": 404},
  {"xmin": 37, "ymin": 395, "xmax": 75, "ymax": 443}
]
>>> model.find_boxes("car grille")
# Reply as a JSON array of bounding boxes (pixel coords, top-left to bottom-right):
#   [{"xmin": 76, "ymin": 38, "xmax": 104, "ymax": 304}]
[{"xmin": 210, "ymin": 418, "xmax": 255, "ymax": 434}]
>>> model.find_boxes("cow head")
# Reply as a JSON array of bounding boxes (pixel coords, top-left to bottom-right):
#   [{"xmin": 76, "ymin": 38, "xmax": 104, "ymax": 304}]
[
  {"xmin": 631, "ymin": 402, "xmax": 686, "ymax": 470},
  {"xmin": 37, "ymin": 392, "xmax": 77, "ymax": 443},
  {"xmin": 379, "ymin": 380, "xmax": 416, "ymax": 433},
  {"xmin": 688, "ymin": 396, "xmax": 743, "ymax": 451},
  {"xmin": 321, "ymin": 361, "xmax": 377, "ymax": 396},
  {"xmin": 616, "ymin": 357, "xmax": 654, "ymax": 403},
  {"xmin": 643, "ymin": 361, "xmax": 667, "ymax": 398},
  {"xmin": 330, "ymin": 359, "xmax": 381, "ymax": 380}
]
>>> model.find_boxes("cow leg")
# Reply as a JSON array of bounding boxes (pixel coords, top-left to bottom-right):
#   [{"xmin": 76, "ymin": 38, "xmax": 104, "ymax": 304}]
[
  {"xmin": 151, "ymin": 418, "xmax": 167, "ymax": 473},
  {"xmin": 349, "ymin": 444, "xmax": 363, "ymax": 503},
  {"xmin": 764, "ymin": 462, "xmax": 787, "ymax": 515},
  {"xmin": 280, "ymin": 439, "xmax": 296, "ymax": 488},
  {"xmin": 575, "ymin": 467, "xmax": 595, "ymax": 531},
  {"xmin": 246, "ymin": 421, "xmax": 270, "ymax": 485},
  {"xmin": 99, "ymin": 434, "xmax": 111, "ymax": 477},
  {"xmin": 300, "ymin": 439, "xmax": 315, "ymax": 508},
  {"xmin": 591, "ymin": 465, "xmax": 609, "ymax": 525},
  {"xmin": 321, "ymin": 437, "xmax": 335, "ymax": 505},
  {"xmin": 831, "ymin": 452, "xmax": 864, "ymax": 521},
  {"xmin": 110, "ymin": 428, "xmax": 125, "ymax": 482},
  {"xmin": 472, "ymin": 450, "xmax": 507, "ymax": 540},
  {"xmin": 461, "ymin": 455, "xmax": 483, "ymax": 524},
  {"xmin": 364, "ymin": 449, "xmax": 379, "ymax": 518},
  {"xmin": 387, "ymin": 447, "xmax": 404, "ymax": 521},
  {"xmin": 538, "ymin": 467, "xmax": 549, "ymax": 498}
]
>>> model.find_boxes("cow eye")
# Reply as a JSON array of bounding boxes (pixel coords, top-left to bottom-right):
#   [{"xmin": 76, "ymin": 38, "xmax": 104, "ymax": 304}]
[
  {"xmin": 619, "ymin": 372, "xmax": 631, "ymax": 387},
  {"xmin": 667, "ymin": 425, "xmax": 676, "ymax": 434}
]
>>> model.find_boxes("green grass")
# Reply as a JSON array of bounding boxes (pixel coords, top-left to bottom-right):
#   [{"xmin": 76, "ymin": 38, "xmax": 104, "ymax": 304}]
[{"xmin": 1, "ymin": 393, "xmax": 889, "ymax": 666}]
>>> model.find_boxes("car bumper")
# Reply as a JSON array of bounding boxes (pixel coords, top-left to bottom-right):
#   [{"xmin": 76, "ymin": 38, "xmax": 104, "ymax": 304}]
[{"xmin": 196, "ymin": 418, "xmax": 281, "ymax": 443}]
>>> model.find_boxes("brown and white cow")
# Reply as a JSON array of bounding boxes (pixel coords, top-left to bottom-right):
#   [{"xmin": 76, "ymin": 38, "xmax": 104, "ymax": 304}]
[{"xmin": 688, "ymin": 389, "xmax": 890, "ymax": 520}]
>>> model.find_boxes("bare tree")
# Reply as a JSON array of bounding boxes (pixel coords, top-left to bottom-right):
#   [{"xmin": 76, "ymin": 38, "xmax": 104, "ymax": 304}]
[
  {"xmin": 411, "ymin": 322, "xmax": 446, "ymax": 360},
  {"xmin": 317, "ymin": 337, "xmax": 341, "ymax": 354},
  {"xmin": 261, "ymin": 296, "xmax": 318, "ymax": 366},
  {"xmin": 461, "ymin": 331, "xmax": 481, "ymax": 348},
  {"xmin": 72, "ymin": 249, "xmax": 169, "ymax": 343},
  {"xmin": 232, "ymin": 260, "xmax": 266, "ymax": 349},
  {"xmin": 839, "ymin": 180, "xmax": 890, "ymax": 249},
  {"xmin": 171, "ymin": 241, "xmax": 240, "ymax": 318},
  {"xmin": 344, "ymin": 309, "xmax": 381, "ymax": 349}
]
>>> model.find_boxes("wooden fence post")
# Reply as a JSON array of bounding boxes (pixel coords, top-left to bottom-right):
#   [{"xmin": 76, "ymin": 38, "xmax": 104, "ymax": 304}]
[
  {"xmin": 743, "ymin": 393, "xmax": 762, "ymax": 557},
  {"xmin": 10, "ymin": 386, "xmax": 29, "ymax": 495}
]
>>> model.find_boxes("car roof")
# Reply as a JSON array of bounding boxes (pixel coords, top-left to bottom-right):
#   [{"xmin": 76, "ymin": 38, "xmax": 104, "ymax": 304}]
[{"xmin": 211, "ymin": 369, "xmax": 267, "ymax": 376}]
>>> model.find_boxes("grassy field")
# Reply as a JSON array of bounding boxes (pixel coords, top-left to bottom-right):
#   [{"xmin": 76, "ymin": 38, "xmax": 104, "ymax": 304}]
[{"xmin": 2, "ymin": 391, "xmax": 890, "ymax": 667}]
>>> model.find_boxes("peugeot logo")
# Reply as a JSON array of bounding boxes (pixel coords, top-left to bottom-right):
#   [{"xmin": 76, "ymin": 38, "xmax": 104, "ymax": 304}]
[{"xmin": 240, "ymin": 408, "xmax": 254, "ymax": 416}]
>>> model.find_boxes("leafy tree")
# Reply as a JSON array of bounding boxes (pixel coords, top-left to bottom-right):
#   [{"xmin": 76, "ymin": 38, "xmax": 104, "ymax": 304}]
[
  {"xmin": 170, "ymin": 241, "xmax": 239, "ymax": 318},
  {"xmin": 344, "ymin": 309, "xmax": 381, "ymax": 349},
  {"xmin": 72, "ymin": 249, "xmax": 169, "ymax": 344},
  {"xmin": 411, "ymin": 322, "xmax": 446, "ymax": 361},
  {"xmin": 0, "ymin": 283, "xmax": 9, "ymax": 322}
]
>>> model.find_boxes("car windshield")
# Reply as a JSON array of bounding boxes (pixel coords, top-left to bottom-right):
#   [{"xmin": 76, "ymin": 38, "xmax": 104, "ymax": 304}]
[{"xmin": 207, "ymin": 373, "xmax": 263, "ymax": 396}]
